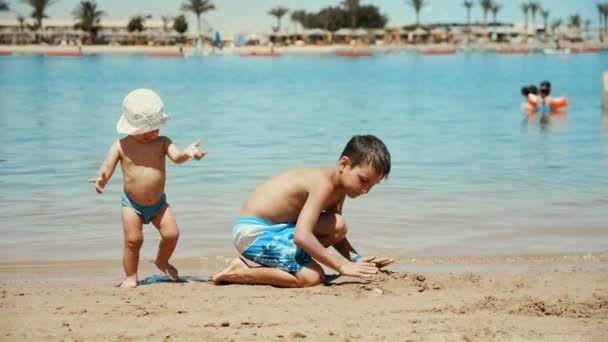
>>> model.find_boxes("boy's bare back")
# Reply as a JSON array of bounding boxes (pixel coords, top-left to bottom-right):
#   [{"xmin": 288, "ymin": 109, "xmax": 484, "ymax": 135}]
[{"xmin": 240, "ymin": 166, "xmax": 344, "ymax": 224}]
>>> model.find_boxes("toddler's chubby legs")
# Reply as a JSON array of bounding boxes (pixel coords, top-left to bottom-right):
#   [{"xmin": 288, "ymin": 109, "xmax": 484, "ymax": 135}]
[
  {"xmin": 151, "ymin": 205, "xmax": 180, "ymax": 281},
  {"xmin": 212, "ymin": 213, "xmax": 347, "ymax": 288},
  {"xmin": 120, "ymin": 207, "xmax": 144, "ymax": 288},
  {"xmin": 119, "ymin": 205, "xmax": 179, "ymax": 288}
]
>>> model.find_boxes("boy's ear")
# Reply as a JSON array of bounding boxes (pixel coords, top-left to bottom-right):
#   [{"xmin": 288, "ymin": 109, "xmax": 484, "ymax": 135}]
[{"xmin": 338, "ymin": 156, "xmax": 351, "ymax": 169}]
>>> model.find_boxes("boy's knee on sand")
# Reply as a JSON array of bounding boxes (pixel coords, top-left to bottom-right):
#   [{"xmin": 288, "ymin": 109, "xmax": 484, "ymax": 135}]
[{"xmin": 297, "ymin": 264, "xmax": 326, "ymax": 287}]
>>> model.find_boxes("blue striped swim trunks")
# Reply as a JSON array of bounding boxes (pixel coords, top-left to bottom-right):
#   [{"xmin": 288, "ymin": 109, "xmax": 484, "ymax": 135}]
[{"xmin": 233, "ymin": 217, "xmax": 312, "ymax": 274}]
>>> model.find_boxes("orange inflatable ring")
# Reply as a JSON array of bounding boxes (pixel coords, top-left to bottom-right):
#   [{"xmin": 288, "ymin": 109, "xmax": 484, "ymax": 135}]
[{"xmin": 527, "ymin": 94, "xmax": 568, "ymax": 113}]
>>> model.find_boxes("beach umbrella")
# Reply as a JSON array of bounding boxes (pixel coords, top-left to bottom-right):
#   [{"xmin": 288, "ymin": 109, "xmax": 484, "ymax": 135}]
[
  {"xmin": 334, "ymin": 28, "xmax": 352, "ymax": 36},
  {"xmin": 431, "ymin": 27, "xmax": 446, "ymax": 34},
  {"xmin": 413, "ymin": 27, "xmax": 428, "ymax": 35}
]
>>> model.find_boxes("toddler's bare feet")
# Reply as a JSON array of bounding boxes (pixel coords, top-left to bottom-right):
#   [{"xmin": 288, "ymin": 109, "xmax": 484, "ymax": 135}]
[
  {"xmin": 212, "ymin": 258, "xmax": 248, "ymax": 285},
  {"xmin": 155, "ymin": 260, "xmax": 178, "ymax": 281},
  {"xmin": 119, "ymin": 276, "xmax": 138, "ymax": 288}
]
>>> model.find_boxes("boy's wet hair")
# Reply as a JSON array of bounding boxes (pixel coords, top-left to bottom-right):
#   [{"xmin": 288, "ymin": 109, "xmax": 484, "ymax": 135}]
[{"xmin": 340, "ymin": 135, "xmax": 391, "ymax": 179}]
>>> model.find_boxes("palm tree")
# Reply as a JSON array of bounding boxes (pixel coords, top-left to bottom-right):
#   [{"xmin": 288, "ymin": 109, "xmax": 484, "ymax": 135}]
[
  {"xmin": 604, "ymin": 5, "xmax": 608, "ymax": 40},
  {"xmin": 409, "ymin": 0, "xmax": 426, "ymax": 27},
  {"xmin": 521, "ymin": 3, "xmax": 530, "ymax": 33},
  {"xmin": 291, "ymin": 10, "xmax": 307, "ymax": 31},
  {"xmin": 21, "ymin": 0, "xmax": 58, "ymax": 42},
  {"xmin": 15, "ymin": 14, "xmax": 27, "ymax": 43},
  {"xmin": 181, "ymin": 0, "xmax": 216, "ymax": 40},
  {"xmin": 127, "ymin": 15, "xmax": 150, "ymax": 33},
  {"xmin": 161, "ymin": 16, "xmax": 173, "ymax": 33},
  {"xmin": 317, "ymin": 7, "xmax": 343, "ymax": 33},
  {"xmin": 550, "ymin": 18, "xmax": 563, "ymax": 47},
  {"xmin": 343, "ymin": 0, "xmax": 360, "ymax": 29},
  {"xmin": 72, "ymin": 1, "xmax": 105, "ymax": 44},
  {"xmin": 17, "ymin": 15, "xmax": 26, "ymax": 32},
  {"xmin": 541, "ymin": 9, "xmax": 549, "ymax": 32},
  {"xmin": 584, "ymin": 18, "xmax": 592, "ymax": 38},
  {"xmin": 0, "ymin": 1, "xmax": 9, "ymax": 11},
  {"xmin": 569, "ymin": 14, "xmax": 581, "ymax": 29},
  {"xmin": 551, "ymin": 18, "xmax": 562, "ymax": 32},
  {"xmin": 172, "ymin": 14, "xmax": 188, "ymax": 35},
  {"xmin": 491, "ymin": 3, "xmax": 502, "ymax": 24},
  {"xmin": 528, "ymin": 1, "xmax": 540, "ymax": 33},
  {"xmin": 568, "ymin": 14, "xmax": 581, "ymax": 42},
  {"xmin": 463, "ymin": 1, "xmax": 474, "ymax": 42},
  {"xmin": 598, "ymin": 4, "xmax": 604, "ymax": 41},
  {"xmin": 268, "ymin": 6, "xmax": 289, "ymax": 33},
  {"xmin": 600, "ymin": 4, "xmax": 608, "ymax": 42},
  {"xmin": 480, "ymin": 0, "xmax": 493, "ymax": 26}
]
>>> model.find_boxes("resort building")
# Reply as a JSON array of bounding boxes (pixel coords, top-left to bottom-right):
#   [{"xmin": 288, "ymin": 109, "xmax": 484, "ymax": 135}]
[
  {"xmin": 0, "ymin": 17, "xmax": 591, "ymax": 46},
  {"xmin": 0, "ymin": 17, "xmax": 196, "ymax": 45}
]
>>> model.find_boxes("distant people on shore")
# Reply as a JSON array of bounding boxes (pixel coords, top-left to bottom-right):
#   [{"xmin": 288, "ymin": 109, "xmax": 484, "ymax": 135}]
[
  {"xmin": 213, "ymin": 31, "xmax": 223, "ymax": 52},
  {"xmin": 269, "ymin": 35, "xmax": 276, "ymax": 54}
]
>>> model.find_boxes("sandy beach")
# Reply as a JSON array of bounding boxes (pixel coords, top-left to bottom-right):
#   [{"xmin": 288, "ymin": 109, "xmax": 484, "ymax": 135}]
[
  {"xmin": 2, "ymin": 253, "xmax": 607, "ymax": 341},
  {"xmin": 1, "ymin": 32, "xmax": 607, "ymax": 341}
]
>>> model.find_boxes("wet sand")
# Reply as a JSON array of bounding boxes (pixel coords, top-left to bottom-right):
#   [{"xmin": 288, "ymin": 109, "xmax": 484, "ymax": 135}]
[{"xmin": 1, "ymin": 253, "xmax": 607, "ymax": 341}]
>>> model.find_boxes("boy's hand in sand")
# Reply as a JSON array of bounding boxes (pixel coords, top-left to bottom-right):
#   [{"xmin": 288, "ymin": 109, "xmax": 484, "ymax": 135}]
[
  {"xmin": 339, "ymin": 261, "xmax": 378, "ymax": 278},
  {"xmin": 87, "ymin": 177, "xmax": 105, "ymax": 194},
  {"xmin": 358, "ymin": 256, "xmax": 395, "ymax": 269},
  {"xmin": 184, "ymin": 140, "xmax": 207, "ymax": 160}
]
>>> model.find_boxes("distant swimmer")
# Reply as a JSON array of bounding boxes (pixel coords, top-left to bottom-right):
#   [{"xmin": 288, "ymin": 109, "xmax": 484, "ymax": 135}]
[{"xmin": 525, "ymin": 81, "xmax": 569, "ymax": 115}]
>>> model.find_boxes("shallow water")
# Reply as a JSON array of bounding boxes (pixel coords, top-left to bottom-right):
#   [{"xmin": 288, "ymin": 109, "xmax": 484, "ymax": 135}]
[{"xmin": 0, "ymin": 52, "xmax": 607, "ymax": 262}]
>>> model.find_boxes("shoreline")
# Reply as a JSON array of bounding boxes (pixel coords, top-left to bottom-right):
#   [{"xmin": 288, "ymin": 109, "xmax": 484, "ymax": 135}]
[
  {"xmin": 0, "ymin": 41, "xmax": 607, "ymax": 56},
  {"xmin": 2, "ymin": 250, "xmax": 606, "ymax": 286}
]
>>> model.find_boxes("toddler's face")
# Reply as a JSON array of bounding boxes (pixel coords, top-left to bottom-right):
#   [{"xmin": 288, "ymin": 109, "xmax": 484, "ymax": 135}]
[{"xmin": 342, "ymin": 162, "xmax": 382, "ymax": 198}]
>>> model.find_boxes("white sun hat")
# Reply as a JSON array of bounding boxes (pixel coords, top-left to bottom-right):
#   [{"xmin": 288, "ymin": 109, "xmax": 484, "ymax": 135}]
[{"xmin": 116, "ymin": 88, "xmax": 170, "ymax": 135}]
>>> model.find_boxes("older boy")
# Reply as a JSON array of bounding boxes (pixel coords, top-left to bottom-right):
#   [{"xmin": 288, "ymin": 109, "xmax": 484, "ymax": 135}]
[
  {"xmin": 89, "ymin": 88, "xmax": 206, "ymax": 288},
  {"xmin": 213, "ymin": 135, "xmax": 394, "ymax": 287}
]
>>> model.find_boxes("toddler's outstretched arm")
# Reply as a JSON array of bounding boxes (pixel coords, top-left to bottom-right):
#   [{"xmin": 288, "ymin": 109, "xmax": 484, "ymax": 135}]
[
  {"xmin": 166, "ymin": 138, "xmax": 207, "ymax": 164},
  {"xmin": 88, "ymin": 141, "xmax": 120, "ymax": 193}
]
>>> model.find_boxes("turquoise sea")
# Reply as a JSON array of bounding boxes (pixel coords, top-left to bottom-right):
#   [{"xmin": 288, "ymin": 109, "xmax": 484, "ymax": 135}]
[{"xmin": 0, "ymin": 52, "xmax": 607, "ymax": 262}]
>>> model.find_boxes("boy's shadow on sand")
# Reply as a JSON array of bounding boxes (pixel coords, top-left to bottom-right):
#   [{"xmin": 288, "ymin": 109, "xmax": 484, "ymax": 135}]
[
  {"xmin": 133, "ymin": 274, "xmax": 368, "ymax": 287},
  {"xmin": 134, "ymin": 274, "xmax": 208, "ymax": 286},
  {"xmin": 126, "ymin": 272, "xmax": 382, "ymax": 287},
  {"xmin": 323, "ymin": 274, "xmax": 372, "ymax": 286}
]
